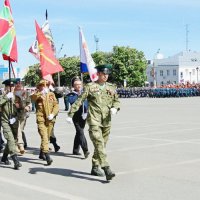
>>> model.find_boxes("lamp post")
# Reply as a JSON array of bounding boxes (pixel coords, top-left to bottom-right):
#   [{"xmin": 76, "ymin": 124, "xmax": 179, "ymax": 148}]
[
  {"xmin": 196, "ymin": 67, "xmax": 199, "ymax": 83},
  {"xmin": 189, "ymin": 71, "xmax": 192, "ymax": 83}
]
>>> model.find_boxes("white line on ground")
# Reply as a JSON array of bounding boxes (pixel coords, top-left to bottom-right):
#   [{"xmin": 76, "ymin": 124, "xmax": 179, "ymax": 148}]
[
  {"xmin": 108, "ymin": 139, "xmax": 200, "ymax": 153},
  {"xmin": 0, "ymin": 177, "xmax": 88, "ymax": 200},
  {"xmin": 117, "ymin": 158, "xmax": 200, "ymax": 175}
]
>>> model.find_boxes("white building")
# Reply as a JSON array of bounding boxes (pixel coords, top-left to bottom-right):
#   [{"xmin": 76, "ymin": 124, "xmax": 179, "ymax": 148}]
[{"xmin": 146, "ymin": 51, "xmax": 200, "ymax": 87}]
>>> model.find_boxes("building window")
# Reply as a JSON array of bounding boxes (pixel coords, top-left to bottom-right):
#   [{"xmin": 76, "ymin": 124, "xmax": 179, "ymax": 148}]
[
  {"xmin": 180, "ymin": 72, "xmax": 183, "ymax": 78},
  {"xmin": 185, "ymin": 69, "xmax": 188, "ymax": 75},
  {"xmin": 167, "ymin": 70, "xmax": 170, "ymax": 76},
  {"xmin": 161, "ymin": 81, "xmax": 164, "ymax": 86},
  {"xmin": 192, "ymin": 69, "xmax": 195, "ymax": 75},
  {"xmin": 173, "ymin": 69, "xmax": 176, "ymax": 76},
  {"xmin": 160, "ymin": 70, "xmax": 163, "ymax": 76}
]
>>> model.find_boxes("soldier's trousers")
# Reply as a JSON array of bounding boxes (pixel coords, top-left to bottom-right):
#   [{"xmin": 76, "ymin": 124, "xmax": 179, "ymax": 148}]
[
  {"xmin": 1, "ymin": 121, "xmax": 18, "ymax": 155},
  {"xmin": 89, "ymin": 125, "xmax": 110, "ymax": 167},
  {"xmin": 73, "ymin": 117, "xmax": 88, "ymax": 154},
  {"xmin": 17, "ymin": 117, "xmax": 28, "ymax": 148},
  {"xmin": 37, "ymin": 121, "xmax": 54, "ymax": 153}
]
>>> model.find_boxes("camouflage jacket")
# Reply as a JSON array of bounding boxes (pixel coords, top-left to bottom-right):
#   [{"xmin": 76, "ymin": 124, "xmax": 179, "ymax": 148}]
[
  {"xmin": 68, "ymin": 82, "xmax": 120, "ymax": 127},
  {"xmin": 0, "ymin": 94, "xmax": 21, "ymax": 123},
  {"xmin": 15, "ymin": 91, "xmax": 32, "ymax": 119}
]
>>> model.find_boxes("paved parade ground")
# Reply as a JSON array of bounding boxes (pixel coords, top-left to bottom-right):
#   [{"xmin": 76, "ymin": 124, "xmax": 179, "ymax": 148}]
[{"xmin": 1, "ymin": 97, "xmax": 200, "ymax": 200}]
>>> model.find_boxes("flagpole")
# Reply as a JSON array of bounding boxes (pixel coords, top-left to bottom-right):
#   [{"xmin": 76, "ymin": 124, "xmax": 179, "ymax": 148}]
[
  {"xmin": 10, "ymin": 62, "xmax": 16, "ymax": 78},
  {"xmin": 8, "ymin": 58, "xmax": 12, "ymax": 119}
]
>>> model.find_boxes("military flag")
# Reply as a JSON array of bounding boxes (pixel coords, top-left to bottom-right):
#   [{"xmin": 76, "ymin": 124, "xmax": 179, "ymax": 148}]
[
  {"xmin": 35, "ymin": 21, "xmax": 63, "ymax": 77},
  {"xmin": 29, "ymin": 19, "xmax": 56, "ymax": 59},
  {"xmin": 0, "ymin": 0, "xmax": 17, "ymax": 62},
  {"xmin": 79, "ymin": 27, "xmax": 98, "ymax": 82}
]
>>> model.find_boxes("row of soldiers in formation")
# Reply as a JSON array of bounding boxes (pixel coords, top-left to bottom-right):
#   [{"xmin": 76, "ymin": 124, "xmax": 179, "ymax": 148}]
[
  {"xmin": 117, "ymin": 84, "xmax": 200, "ymax": 98},
  {"xmin": 0, "ymin": 64, "xmax": 121, "ymax": 182}
]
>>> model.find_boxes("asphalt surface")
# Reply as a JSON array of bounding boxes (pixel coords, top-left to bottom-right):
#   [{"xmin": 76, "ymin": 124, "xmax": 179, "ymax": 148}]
[{"xmin": 0, "ymin": 97, "xmax": 200, "ymax": 200}]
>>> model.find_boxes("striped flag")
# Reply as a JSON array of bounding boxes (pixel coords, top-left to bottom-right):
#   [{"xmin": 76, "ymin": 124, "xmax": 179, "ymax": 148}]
[
  {"xmin": 79, "ymin": 27, "xmax": 98, "ymax": 82},
  {"xmin": 0, "ymin": 0, "xmax": 18, "ymax": 62}
]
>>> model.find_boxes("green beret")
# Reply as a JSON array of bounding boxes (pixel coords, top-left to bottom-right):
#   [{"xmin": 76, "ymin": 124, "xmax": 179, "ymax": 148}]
[
  {"xmin": 95, "ymin": 64, "xmax": 112, "ymax": 74},
  {"xmin": 2, "ymin": 78, "xmax": 19, "ymax": 86}
]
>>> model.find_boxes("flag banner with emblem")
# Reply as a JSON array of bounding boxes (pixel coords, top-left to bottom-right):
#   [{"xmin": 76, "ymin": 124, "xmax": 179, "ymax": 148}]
[
  {"xmin": 79, "ymin": 27, "xmax": 98, "ymax": 82},
  {"xmin": 0, "ymin": 0, "xmax": 18, "ymax": 62},
  {"xmin": 29, "ymin": 19, "xmax": 55, "ymax": 60},
  {"xmin": 35, "ymin": 20, "xmax": 63, "ymax": 77}
]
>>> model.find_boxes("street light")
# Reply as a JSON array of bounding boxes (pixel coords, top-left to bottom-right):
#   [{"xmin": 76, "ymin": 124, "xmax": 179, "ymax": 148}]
[
  {"xmin": 189, "ymin": 71, "xmax": 192, "ymax": 83},
  {"xmin": 196, "ymin": 67, "xmax": 199, "ymax": 83}
]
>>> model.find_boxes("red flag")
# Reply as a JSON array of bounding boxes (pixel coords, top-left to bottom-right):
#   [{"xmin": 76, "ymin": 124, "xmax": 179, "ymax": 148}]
[
  {"xmin": 0, "ymin": 0, "xmax": 18, "ymax": 62},
  {"xmin": 35, "ymin": 20, "xmax": 63, "ymax": 77}
]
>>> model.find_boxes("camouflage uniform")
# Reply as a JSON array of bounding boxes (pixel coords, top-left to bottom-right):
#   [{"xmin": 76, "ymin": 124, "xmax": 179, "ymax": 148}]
[
  {"xmin": 68, "ymin": 82, "xmax": 120, "ymax": 168},
  {"xmin": 15, "ymin": 90, "xmax": 32, "ymax": 152},
  {"xmin": 31, "ymin": 90, "xmax": 59, "ymax": 153},
  {"xmin": 0, "ymin": 94, "xmax": 20, "ymax": 155}
]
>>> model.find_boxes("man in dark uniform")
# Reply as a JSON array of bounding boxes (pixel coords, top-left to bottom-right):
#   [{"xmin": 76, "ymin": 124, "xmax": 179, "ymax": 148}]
[
  {"xmin": 67, "ymin": 76, "xmax": 90, "ymax": 158},
  {"xmin": 67, "ymin": 64, "xmax": 120, "ymax": 181}
]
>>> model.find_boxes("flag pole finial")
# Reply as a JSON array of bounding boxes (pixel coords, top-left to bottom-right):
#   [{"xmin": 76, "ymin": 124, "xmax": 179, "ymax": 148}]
[{"xmin": 45, "ymin": 9, "xmax": 48, "ymax": 20}]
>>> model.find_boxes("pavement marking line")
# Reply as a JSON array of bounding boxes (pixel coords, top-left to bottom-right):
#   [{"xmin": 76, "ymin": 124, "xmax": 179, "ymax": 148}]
[
  {"xmin": 111, "ymin": 126, "xmax": 200, "ymax": 135},
  {"xmin": 113, "ymin": 136, "xmax": 200, "ymax": 144},
  {"xmin": 112, "ymin": 127, "xmax": 200, "ymax": 136},
  {"xmin": 111, "ymin": 122, "xmax": 181, "ymax": 130},
  {"xmin": 108, "ymin": 139, "xmax": 200, "ymax": 153},
  {"xmin": 0, "ymin": 177, "xmax": 88, "ymax": 200},
  {"xmin": 117, "ymin": 158, "xmax": 200, "ymax": 175}
]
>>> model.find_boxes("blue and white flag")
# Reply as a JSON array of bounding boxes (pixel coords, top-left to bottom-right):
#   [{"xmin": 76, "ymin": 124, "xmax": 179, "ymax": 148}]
[{"xmin": 79, "ymin": 27, "xmax": 98, "ymax": 82}]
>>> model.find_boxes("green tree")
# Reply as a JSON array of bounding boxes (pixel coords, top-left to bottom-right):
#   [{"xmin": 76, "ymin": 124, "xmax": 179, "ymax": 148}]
[
  {"xmin": 111, "ymin": 46, "xmax": 147, "ymax": 87},
  {"xmin": 23, "ymin": 46, "xmax": 147, "ymax": 87},
  {"xmin": 23, "ymin": 63, "xmax": 41, "ymax": 86}
]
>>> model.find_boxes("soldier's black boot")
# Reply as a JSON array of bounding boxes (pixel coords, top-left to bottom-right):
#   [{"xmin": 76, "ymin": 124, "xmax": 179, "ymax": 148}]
[
  {"xmin": 50, "ymin": 136, "xmax": 60, "ymax": 152},
  {"xmin": 91, "ymin": 166, "xmax": 104, "ymax": 177},
  {"xmin": 1, "ymin": 153, "xmax": 11, "ymax": 165},
  {"xmin": 39, "ymin": 150, "xmax": 46, "ymax": 160},
  {"xmin": 22, "ymin": 131, "xmax": 27, "ymax": 149},
  {"xmin": 102, "ymin": 166, "xmax": 115, "ymax": 181},
  {"xmin": 11, "ymin": 154, "xmax": 22, "ymax": 170},
  {"xmin": 44, "ymin": 153, "xmax": 53, "ymax": 165}
]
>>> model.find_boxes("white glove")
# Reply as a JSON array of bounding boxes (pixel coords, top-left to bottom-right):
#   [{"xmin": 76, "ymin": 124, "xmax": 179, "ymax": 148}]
[
  {"xmin": 42, "ymin": 88, "xmax": 49, "ymax": 95},
  {"xmin": 6, "ymin": 92, "xmax": 14, "ymax": 99},
  {"xmin": 9, "ymin": 118, "xmax": 16, "ymax": 124},
  {"xmin": 82, "ymin": 113, "xmax": 88, "ymax": 120},
  {"xmin": 25, "ymin": 112, "xmax": 30, "ymax": 118},
  {"xmin": 47, "ymin": 114, "xmax": 54, "ymax": 120},
  {"xmin": 110, "ymin": 108, "xmax": 118, "ymax": 115},
  {"xmin": 66, "ymin": 117, "xmax": 73, "ymax": 124}
]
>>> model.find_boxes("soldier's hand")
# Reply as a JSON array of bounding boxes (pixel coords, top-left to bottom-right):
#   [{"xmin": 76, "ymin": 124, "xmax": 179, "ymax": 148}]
[
  {"xmin": 66, "ymin": 117, "xmax": 73, "ymax": 124},
  {"xmin": 110, "ymin": 108, "xmax": 117, "ymax": 115},
  {"xmin": 82, "ymin": 113, "xmax": 87, "ymax": 120},
  {"xmin": 9, "ymin": 118, "xmax": 16, "ymax": 124},
  {"xmin": 42, "ymin": 88, "xmax": 49, "ymax": 95},
  {"xmin": 47, "ymin": 114, "xmax": 54, "ymax": 120},
  {"xmin": 6, "ymin": 92, "xmax": 14, "ymax": 99}
]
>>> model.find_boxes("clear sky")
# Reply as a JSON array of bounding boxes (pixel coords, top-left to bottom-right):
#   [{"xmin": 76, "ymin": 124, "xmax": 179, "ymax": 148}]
[{"xmin": 1, "ymin": 0, "xmax": 200, "ymax": 75}]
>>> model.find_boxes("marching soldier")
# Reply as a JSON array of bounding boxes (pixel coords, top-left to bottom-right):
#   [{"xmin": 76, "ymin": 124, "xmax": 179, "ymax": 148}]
[
  {"xmin": 31, "ymin": 80, "xmax": 59, "ymax": 165},
  {"xmin": 0, "ymin": 79, "xmax": 22, "ymax": 169},
  {"xmin": 67, "ymin": 64, "xmax": 120, "ymax": 181},
  {"xmin": 14, "ymin": 79, "xmax": 31, "ymax": 151}
]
